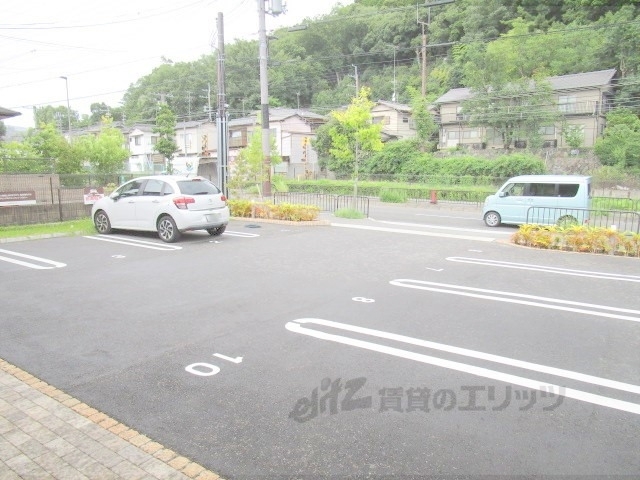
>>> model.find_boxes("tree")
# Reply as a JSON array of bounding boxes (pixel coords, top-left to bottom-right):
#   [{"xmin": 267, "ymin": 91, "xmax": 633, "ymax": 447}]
[
  {"xmin": 463, "ymin": 79, "xmax": 559, "ymax": 149},
  {"xmin": 0, "ymin": 121, "xmax": 6, "ymax": 141},
  {"xmin": 153, "ymin": 104, "xmax": 179, "ymax": 173},
  {"xmin": 326, "ymin": 87, "xmax": 384, "ymax": 176},
  {"xmin": 34, "ymin": 106, "xmax": 78, "ymax": 133},
  {"xmin": 408, "ymin": 87, "xmax": 438, "ymax": 151},
  {"xmin": 562, "ymin": 125, "xmax": 584, "ymax": 149},
  {"xmin": 229, "ymin": 125, "xmax": 281, "ymax": 192},
  {"xmin": 25, "ymin": 123, "xmax": 83, "ymax": 173},
  {"xmin": 0, "ymin": 141, "xmax": 51, "ymax": 173},
  {"xmin": 75, "ymin": 116, "xmax": 129, "ymax": 174},
  {"xmin": 594, "ymin": 108, "xmax": 640, "ymax": 169},
  {"xmin": 363, "ymin": 139, "xmax": 425, "ymax": 175}
]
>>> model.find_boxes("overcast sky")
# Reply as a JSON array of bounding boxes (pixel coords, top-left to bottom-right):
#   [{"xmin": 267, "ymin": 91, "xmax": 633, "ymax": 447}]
[{"xmin": 1, "ymin": 0, "xmax": 354, "ymax": 128}]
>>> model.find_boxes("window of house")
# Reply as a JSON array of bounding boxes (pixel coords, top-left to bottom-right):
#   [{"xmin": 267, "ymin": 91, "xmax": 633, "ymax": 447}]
[
  {"xmin": 151, "ymin": 136, "xmax": 158, "ymax": 145},
  {"xmin": 462, "ymin": 130, "xmax": 479, "ymax": 139},
  {"xmin": 402, "ymin": 115, "xmax": 409, "ymax": 124},
  {"xmin": 539, "ymin": 126, "xmax": 555, "ymax": 135},
  {"xmin": 447, "ymin": 131, "xmax": 460, "ymax": 140},
  {"xmin": 134, "ymin": 136, "xmax": 142, "ymax": 146},
  {"xmin": 180, "ymin": 133, "xmax": 192, "ymax": 149},
  {"xmin": 558, "ymin": 95, "xmax": 577, "ymax": 113}
]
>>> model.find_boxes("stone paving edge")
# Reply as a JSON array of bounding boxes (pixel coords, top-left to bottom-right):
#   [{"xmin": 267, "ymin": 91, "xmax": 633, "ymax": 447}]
[{"xmin": 0, "ymin": 358, "xmax": 225, "ymax": 480}]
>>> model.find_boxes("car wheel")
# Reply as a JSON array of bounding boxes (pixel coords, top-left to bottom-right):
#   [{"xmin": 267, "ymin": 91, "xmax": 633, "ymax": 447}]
[
  {"xmin": 557, "ymin": 215, "xmax": 578, "ymax": 228},
  {"xmin": 207, "ymin": 225, "xmax": 227, "ymax": 236},
  {"xmin": 484, "ymin": 211, "xmax": 501, "ymax": 227},
  {"xmin": 157, "ymin": 215, "xmax": 181, "ymax": 243},
  {"xmin": 94, "ymin": 210, "xmax": 112, "ymax": 234}
]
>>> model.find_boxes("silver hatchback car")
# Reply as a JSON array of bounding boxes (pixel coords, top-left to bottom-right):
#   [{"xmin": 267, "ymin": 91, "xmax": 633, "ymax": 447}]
[{"xmin": 91, "ymin": 175, "xmax": 230, "ymax": 242}]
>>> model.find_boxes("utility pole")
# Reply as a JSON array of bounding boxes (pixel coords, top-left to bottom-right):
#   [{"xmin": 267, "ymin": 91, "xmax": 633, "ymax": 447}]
[
  {"xmin": 206, "ymin": 83, "xmax": 212, "ymax": 122},
  {"xmin": 351, "ymin": 64, "xmax": 359, "ymax": 96},
  {"xmin": 60, "ymin": 76, "xmax": 72, "ymax": 141},
  {"xmin": 418, "ymin": 0, "xmax": 455, "ymax": 97},
  {"xmin": 216, "ymin": 12, "xmax": 229, "ymax": 197},
  {"xmin": 392, "ymin": 46, "xmax": 397, "ymax": 102},
  {"xmin": 258, "ymin": 0, "xmax": 271, "ymax": 197}
]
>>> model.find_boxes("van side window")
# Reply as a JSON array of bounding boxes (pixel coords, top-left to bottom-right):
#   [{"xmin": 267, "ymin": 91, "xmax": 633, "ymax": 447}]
[
  {"xmin": 503, "ymin": 183, "xmax": 525, "ymax": 196},
  {"xmin": 528, "ymin": 183, "xmax": 556, "ymax": 197},
  {"xmin": 558, "ymin": 183, "xmax": 579, "ymax": 197}
]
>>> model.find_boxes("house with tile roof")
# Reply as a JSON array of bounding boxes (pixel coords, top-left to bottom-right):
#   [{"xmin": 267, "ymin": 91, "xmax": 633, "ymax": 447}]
[
  {"xmin": 371, "ymin": 100, "xmax": 416, "ymax": 141},
  {"xmin": 434, "ymin": 69, "xmax": 617, "ymax": 150},
  {"xmin": 0, "ymin": 106, "xmax": 20, "ymax": 121}
]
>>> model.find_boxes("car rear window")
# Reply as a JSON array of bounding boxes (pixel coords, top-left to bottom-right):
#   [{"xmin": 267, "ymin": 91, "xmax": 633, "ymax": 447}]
[{"xmin": 177, "ymin": 179, "xmax": 220, "ymax": 195}]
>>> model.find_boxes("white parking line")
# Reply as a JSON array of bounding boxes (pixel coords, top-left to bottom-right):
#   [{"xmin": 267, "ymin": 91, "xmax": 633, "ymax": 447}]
[
  {"xmin": 83, "ymin": 235, "xmax": 182, "ymax": 250},
  {"xmin": 331, "ymin": 223, "xmax": 496, "ymax": 242},
  {"xmin": 286, "ymin": 318, "xmax": 640, "ymax": 415},
  {"xmin": 390, "ymin": 279, "xmax": 640, "ymax": 323},
  {"xmin": 222, "ymin": 231, "xmax": 260, "ymax": 238},
  {"xmin": 371, "ymin": 219, "xmax": 512, "ymax": 235},
  {"xmin": 0, "ymin": 249, "xmax": 66, "ymax": 270},
  {"xmin": 447, "ymin": 257, "xmax": 640, "ymax": 282}
]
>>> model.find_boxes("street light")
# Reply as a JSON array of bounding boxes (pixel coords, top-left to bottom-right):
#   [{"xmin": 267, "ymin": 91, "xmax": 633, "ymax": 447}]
[{"xmin": 59, "ymin": 76, "xmax": 72, "ymax": 139}]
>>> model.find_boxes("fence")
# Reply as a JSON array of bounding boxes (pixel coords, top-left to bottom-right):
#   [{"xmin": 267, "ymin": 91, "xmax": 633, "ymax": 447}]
[
  {"xmin": 0, "ymin": 173, "xmax": 139, "ymax": 226},
  {"xmin": 273, "ymin": 192, "xmax": 370, "ymax": 217},
  {"xmin": 526, "ymin": 207, "xmax": 640, "ymax": 233},
  {"xmin": 592, "ymin": 196, "xmax": 640, "ymax": 212},
  {"xmin": 380, "ymin": 188, "xmax": 494, "ymax": 205}
]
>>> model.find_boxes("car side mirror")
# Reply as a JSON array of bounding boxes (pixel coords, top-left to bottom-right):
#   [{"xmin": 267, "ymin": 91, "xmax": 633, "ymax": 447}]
[{"xmin": 498, "ymin": 192, "xmax": 506, "ymax": 198}]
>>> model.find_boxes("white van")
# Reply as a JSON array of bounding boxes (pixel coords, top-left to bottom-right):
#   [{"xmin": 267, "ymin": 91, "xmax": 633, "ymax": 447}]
[{"xmin": 482, "ymin": 175, "xmax": 592, "ymax": 227}]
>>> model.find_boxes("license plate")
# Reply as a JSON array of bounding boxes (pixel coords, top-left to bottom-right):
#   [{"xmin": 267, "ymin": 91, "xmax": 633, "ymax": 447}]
[{"xmin": 206, "ymin": 213, "xmax": 219, "ymax": 222}]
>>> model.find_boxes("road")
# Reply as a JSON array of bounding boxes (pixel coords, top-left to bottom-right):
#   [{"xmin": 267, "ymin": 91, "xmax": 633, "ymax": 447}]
[{"xmin": 1, "ymin": 204, "xmax": 639, "ymax": 478}]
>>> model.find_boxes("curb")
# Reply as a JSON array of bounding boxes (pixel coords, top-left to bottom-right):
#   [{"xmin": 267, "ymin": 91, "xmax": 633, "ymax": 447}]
[{"xmin": 231, "ymin": 216, "xmax": 331, "ymax": 226}]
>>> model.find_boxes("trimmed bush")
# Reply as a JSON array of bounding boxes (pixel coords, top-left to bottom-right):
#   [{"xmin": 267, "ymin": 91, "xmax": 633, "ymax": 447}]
[
  {"xmin": 379, "ymin": 188, "xmax": 408, "ymax": 203},
  {"xmin": 512, "ymin": 224, "xmax": 640, "ymax": 257},
  {"xmin": 227, "ymin": 199, "xmax": 319, "ymax": 221}
]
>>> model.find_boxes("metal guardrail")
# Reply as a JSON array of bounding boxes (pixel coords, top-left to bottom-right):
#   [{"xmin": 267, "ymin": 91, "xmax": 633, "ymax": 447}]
[
  {"xmin": 382, "ymin": 188, "xmax": 492, "ymax": 205},
  {"xmin": 273, "ymin": 192, "xmax": 370, "ymax": 217},
  {"xmin": 592, "ymin": 196, "xmax": 640, "ymax": 212},
  {"xmin": 336, "ymin": 195, "xmax": 370, "ymax": 216},
  {"xmin": 526, "ymin": 207, "xmax": 640, "ymax": 233}
]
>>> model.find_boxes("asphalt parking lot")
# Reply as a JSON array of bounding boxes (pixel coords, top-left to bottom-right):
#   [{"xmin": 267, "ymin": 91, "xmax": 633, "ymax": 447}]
[{"xmin": 1, "ymin": 205, "xmax": 639, "ymax": 478}]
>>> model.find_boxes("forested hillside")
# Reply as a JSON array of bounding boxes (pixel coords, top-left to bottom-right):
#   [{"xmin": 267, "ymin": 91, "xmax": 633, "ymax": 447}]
[{"xmin": 117, "ymin": 0, "xmax": 640, "ymax": 124}]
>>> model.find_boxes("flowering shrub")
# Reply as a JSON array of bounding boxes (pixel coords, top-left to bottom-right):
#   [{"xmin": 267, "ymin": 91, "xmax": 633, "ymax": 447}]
[
  {"xmin": 512, "ymin": 224, "xmax": 640, "ymax": 257},
  {"xmin": 227, "ymin": 200, "xmax": 319, "ymax": 222}
]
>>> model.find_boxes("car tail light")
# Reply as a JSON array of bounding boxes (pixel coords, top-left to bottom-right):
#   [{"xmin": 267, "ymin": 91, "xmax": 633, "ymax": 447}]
[
  {"xmin": 221, "ymin": 195, "xmax": 227, "ymax": 203},
  {"xmin": 173, "ymin": 196, "xmax": 195, "ymax": 210}
]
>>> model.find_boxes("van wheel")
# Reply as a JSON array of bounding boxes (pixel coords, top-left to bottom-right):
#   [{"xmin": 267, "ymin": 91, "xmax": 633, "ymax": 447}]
[
  {"xmin": 484, "ymin": 211, "xmax": 501, "ymax": 227},
  {"xmin": 557, "ymin": 215, "xmax": 578, "ymax": 228}
]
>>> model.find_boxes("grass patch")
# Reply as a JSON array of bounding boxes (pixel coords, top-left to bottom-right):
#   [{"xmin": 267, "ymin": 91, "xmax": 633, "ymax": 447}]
[
  {"xmin": 334, "ymin": 208, "xmax": 366, "ymax": 219},
  {"xmin": 0, "ymin": 218, "xmax": 95, "ymax": 239}
]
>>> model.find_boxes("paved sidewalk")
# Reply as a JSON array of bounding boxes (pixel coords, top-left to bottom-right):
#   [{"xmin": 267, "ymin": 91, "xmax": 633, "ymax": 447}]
[{"xmin": 0, "ymin": 359, "xmax": 223, "ymax": 480}]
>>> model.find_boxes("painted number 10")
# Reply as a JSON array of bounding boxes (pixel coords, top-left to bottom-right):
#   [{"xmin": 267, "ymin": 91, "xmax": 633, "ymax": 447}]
[{"xmin": 185, "ymin": 353, "xmax": 243, "ymax": 377}]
